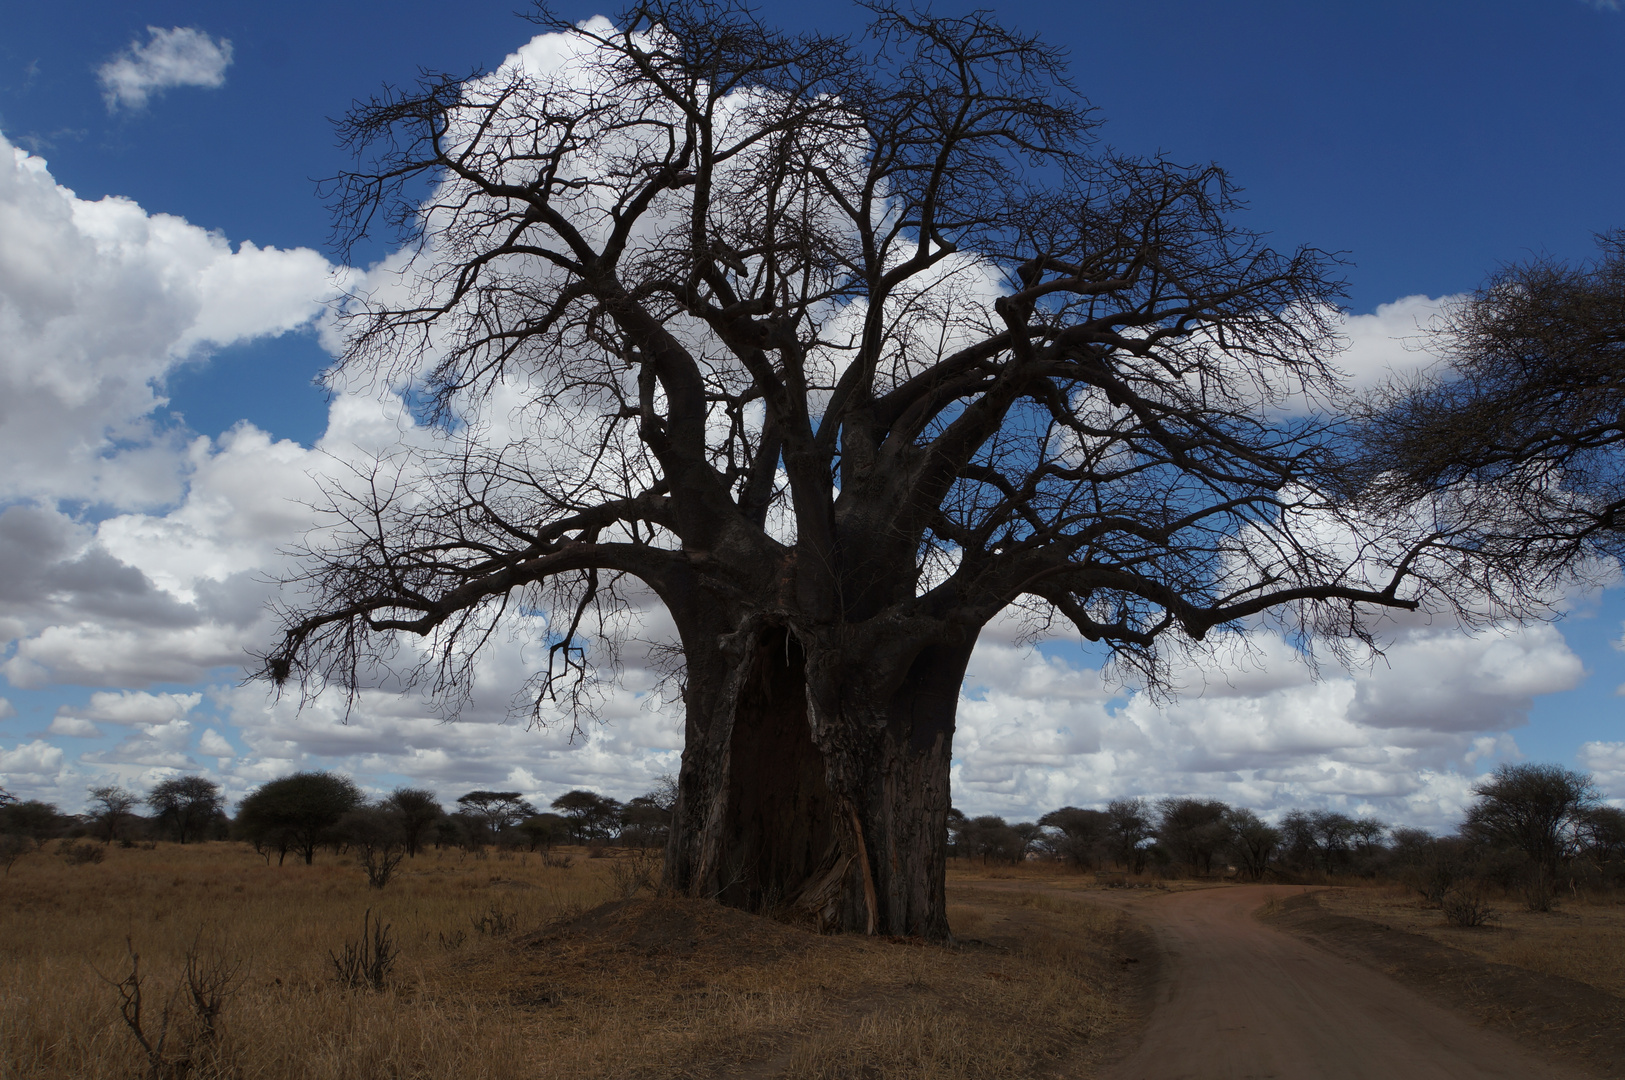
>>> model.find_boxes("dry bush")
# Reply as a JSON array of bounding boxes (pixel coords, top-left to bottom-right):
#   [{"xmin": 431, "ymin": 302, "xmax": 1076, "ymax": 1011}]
[
  {"xmin": 329, "ymin": 909, "xmax": 398, "ymax": 991},
  {"xmin": 470, "ymin": 901, "xmax": 518, "ymax": 937},
  {"xmin": 1441, "ymin": 887, "xmax": 1497, "ymax": 927},
  {"xmin": 58, "ymin": 841, "xmax": 106, "ymax": 866},
  {"xmin": 1, "ymin": 832, "xmax": 31, "ymax": 873},
  {"xmin": 606, "ymin": 848, "xmax": 661, "ymax": 899},
  {"xmin": 97, "ymin": 936, "xmax": 242, "ymax": 1080}
]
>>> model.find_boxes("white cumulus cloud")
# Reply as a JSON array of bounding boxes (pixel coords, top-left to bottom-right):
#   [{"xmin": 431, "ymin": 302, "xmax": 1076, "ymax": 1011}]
[
  {"xmin": 0, "ymin": 740, "xmax": 67, "ymax": 790},
  {"xmin": 1336, "ymin": 294, "xmax": 1453, "ymax": 388},
  {"xmin": 99, "ymin": 27, "xmax": 233, "ymax": 111},
  {"xmin": 1579, "ymin": 741, "xmax": 1625, "ymax": 799},
  {"xmin": 198, "ymin": 728, "xmax": 235, "ymax": 758},
  {"xmin": 0, "ymin": 132, "xmax": 339, "ymax": 510},
  {"xmin": 949, "ymin": 610, "xmax": 1586, "ymax": 829},
  {"xmin": 47, "ymin": 715, "xmax": 100, "ymax": 737},
  {"xmin": 55, "ymin": 690, "xmax": 201, "ymax": 726}
]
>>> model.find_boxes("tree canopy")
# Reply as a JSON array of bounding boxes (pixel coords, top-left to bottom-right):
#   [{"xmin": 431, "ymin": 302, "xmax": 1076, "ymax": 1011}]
[
  {"xmin": 237, "ymin": 771, "xmax": 364, "ymax": 864},
  {"xmin": 1357, "ymin": 230, "xmax": 1625, "ymax": 588},
  {"xmin": 456, "ymin": 790, "xmax": 539, "ymax": 838},
  {"xmin": 1465, "ymin": 763, "xmax": 1599, "ymax": 880},
  {"xmin": 146, "ymin": 776, "xmax": 224, "ymax": 845}
]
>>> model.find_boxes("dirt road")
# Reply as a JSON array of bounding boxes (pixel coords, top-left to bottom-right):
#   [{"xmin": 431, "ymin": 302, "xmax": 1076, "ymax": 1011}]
[{"xmin": 1096, "ymin": 884, "xmax": 1588, "ymax": 1080}]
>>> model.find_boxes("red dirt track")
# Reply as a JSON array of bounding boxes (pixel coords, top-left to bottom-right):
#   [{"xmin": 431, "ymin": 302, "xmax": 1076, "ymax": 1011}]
[{"xmin": 1097, "ymin": 884, "xmax": 1588, "ymax": 1080}]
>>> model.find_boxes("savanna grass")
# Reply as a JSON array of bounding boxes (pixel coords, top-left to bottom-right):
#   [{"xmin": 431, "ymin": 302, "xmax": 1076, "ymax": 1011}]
[
  {"xmin": 1316, "ymin": 882, "xmax": 1625, "ymax": 997},
  {"xmin": 1, "ymin": 843, "xmax": 1127, "ymax": 1079}
]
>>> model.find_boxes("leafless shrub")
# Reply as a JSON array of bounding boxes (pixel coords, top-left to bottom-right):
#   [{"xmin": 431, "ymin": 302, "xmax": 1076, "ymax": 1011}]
[
  {"xmin": 98, "ymin": 936, "xmax": 241, "ymax": 1079},
  {"xmin": 437, "ymin": 928, "xmax": 467, "ymax": 950},
  {"xmin": 329, "ymin": 909, "xmax": 397, "ymax": 991},
  {"xmin": 541, "ymin": 852, "xmax": 573, "ymax": 870},
  {"xmin": 1524, "ymin": 874, "xmax": 1555, "ymax": 913},
  {"xmin": 607, "ymin": 848, "xmax": 662, "ymax": 899},
  {"xmin": 470, "ymin": 902, "xmax": 517, "ymax": 937},
  {"xmin": 1442, "ymin": 887, "xmax": 1497, "ymax": 928},
  {"xmin": 101, "ymin": 942, "xmax": 179, "ymax": 1079},
  {"xmin": 181, "ymin": 942, "xmax": 242, "ymax": 1047},
  {"xmin": 361, "ymin": 846, "xmax": 405, "ymax": 889}
]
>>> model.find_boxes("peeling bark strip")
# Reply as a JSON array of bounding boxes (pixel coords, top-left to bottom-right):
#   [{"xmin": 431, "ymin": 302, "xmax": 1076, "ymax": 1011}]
[
  {"xmin": 847, "ymin": 804, "xmax": 879, "ymax": 937},
  {"xmin": 261, "ymin": 3, "xmax": 1511, "ymax": 939}
]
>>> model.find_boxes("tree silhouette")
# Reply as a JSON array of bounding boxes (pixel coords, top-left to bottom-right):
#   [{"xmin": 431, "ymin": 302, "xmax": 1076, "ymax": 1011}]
[
  {"xmin": 260, "ymin": 2, "xmax": 1486, "ymax": 936},
  {"xmin": 1223, "ymin": 807, "xmax": 1280, "ymax": 881},
  {"xmin": 145, "ymin": 776, "xmax": 223, "ymax": 845},
  {"xmin": 1465, "ymin": 763, "xmax": 1599, "ymax": 910},
  {"xmin": 385, "ymin": 787, "xmax": 444, "ymax": 856},
  {"xmin": 1038, "ymin": 806, "xmax": 1109, "ymax": 867},
  {"xmin": 86, "ymin": 784, "xmax": 140, "ymax": 845},
  {"xmin": 237, "ymin": 772, "xmax": 363, "ymax": 864},
  {"xmin": 455, "ymin": 790, "xmax": 539, "ymax": 842},
  {"xmin": 550, "ymin": 790, "xmax": 622, "ymax": 843},
  {"xmin": 1358, "ymin": 231, "xmax": 1625, "ymax": 589}
]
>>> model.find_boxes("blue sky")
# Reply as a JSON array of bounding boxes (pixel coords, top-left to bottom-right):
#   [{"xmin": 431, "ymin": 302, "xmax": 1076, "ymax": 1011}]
[{"xmin": 1, "ymin": 0, "xmax": 1621, "ymax": 823}]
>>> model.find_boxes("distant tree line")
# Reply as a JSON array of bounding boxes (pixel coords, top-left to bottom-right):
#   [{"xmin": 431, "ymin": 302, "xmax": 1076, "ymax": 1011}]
[
  {"xmin": 0, "ymin": 772, "xmax": 678, "ymax": 882},
  {"xmin": 946, "ymin": 763, "xmax": 1625, "ymax": 910},
  {"xmin": 4, "ymin": 762, "xmax": 1618, "ymax": 909}
]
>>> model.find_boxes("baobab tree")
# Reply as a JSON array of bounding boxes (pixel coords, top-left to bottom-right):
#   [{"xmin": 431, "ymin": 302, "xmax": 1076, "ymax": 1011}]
[{"xmin": 261, "ymin": 2, "xmax": 1494, "ymax": 937}]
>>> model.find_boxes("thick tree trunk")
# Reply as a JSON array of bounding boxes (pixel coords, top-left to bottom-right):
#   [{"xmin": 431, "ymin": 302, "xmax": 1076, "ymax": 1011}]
[{"xmin": 667, "ymin": 622, "xmax": 972, "ymax": 939}]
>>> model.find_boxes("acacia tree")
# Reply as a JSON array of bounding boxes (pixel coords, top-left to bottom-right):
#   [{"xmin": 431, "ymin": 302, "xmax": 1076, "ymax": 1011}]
[
  {"xmin": 1357, "ymin": 231, "xmax": 1625, "ymax": 580},
  {"xmin": 1154, "ymin": 797, "xmax": 1230, "ymax": 877},
  {"xmin": 261, "ymin": 3, "xmax": 1478, "ymax": 937},
  {"xmin": 146, "ymin": 777, "xmax": 223, "ymax": 845},
  {"xmin": 1223, "ymin": 807, "xmax": 1279, "ymax": 881},
  {"xmin": 551, "ymin": 790, "xmax": 623, "ymax": 843},
  {"xmin": 385, "ymin": 787, "xmax": 444, "ymax": 856},
  {"xmin": 1038, "ymin": 806, "xmax": 1109, "ymax": 868},
  {"xmin": 1104, "ymin": 798, "xmax": 1153, "ymax": 873},
  {"xmin": 237, "ymin": 771, "xmax": 363, "ymax": 864},
  {"xmin": 1464, "ymin": 763, "xmax": 1599, "ymax": 909},
  {"xmin": 456, "ymin": 790, "xmax": 539, "ymax": 840},
  {"xmin": 86, "ymin": 784, "xmax": 140, "ymax": 845}
]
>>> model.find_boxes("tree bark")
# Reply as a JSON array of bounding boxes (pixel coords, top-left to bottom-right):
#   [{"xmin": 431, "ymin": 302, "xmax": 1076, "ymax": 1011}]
[{"xmin": 667, "ymin": 622, "xmax": 971, "ymax": 939}]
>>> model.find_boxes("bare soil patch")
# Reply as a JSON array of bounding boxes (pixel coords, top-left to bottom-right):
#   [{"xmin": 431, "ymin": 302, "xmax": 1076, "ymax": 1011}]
[{"xmin": 1263, "ymin": 889, "xmax": 1625, "ymax": 1078}]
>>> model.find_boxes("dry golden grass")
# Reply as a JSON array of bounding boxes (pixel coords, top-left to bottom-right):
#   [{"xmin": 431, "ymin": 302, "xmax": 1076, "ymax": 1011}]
[
  {"xmin": 1, "ymin": 843, "xmax": 1129, "ymax": 1079},
  {"xmin": 1315, "ymin": 883, "xmax": 1625, "ymax": 998}
]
